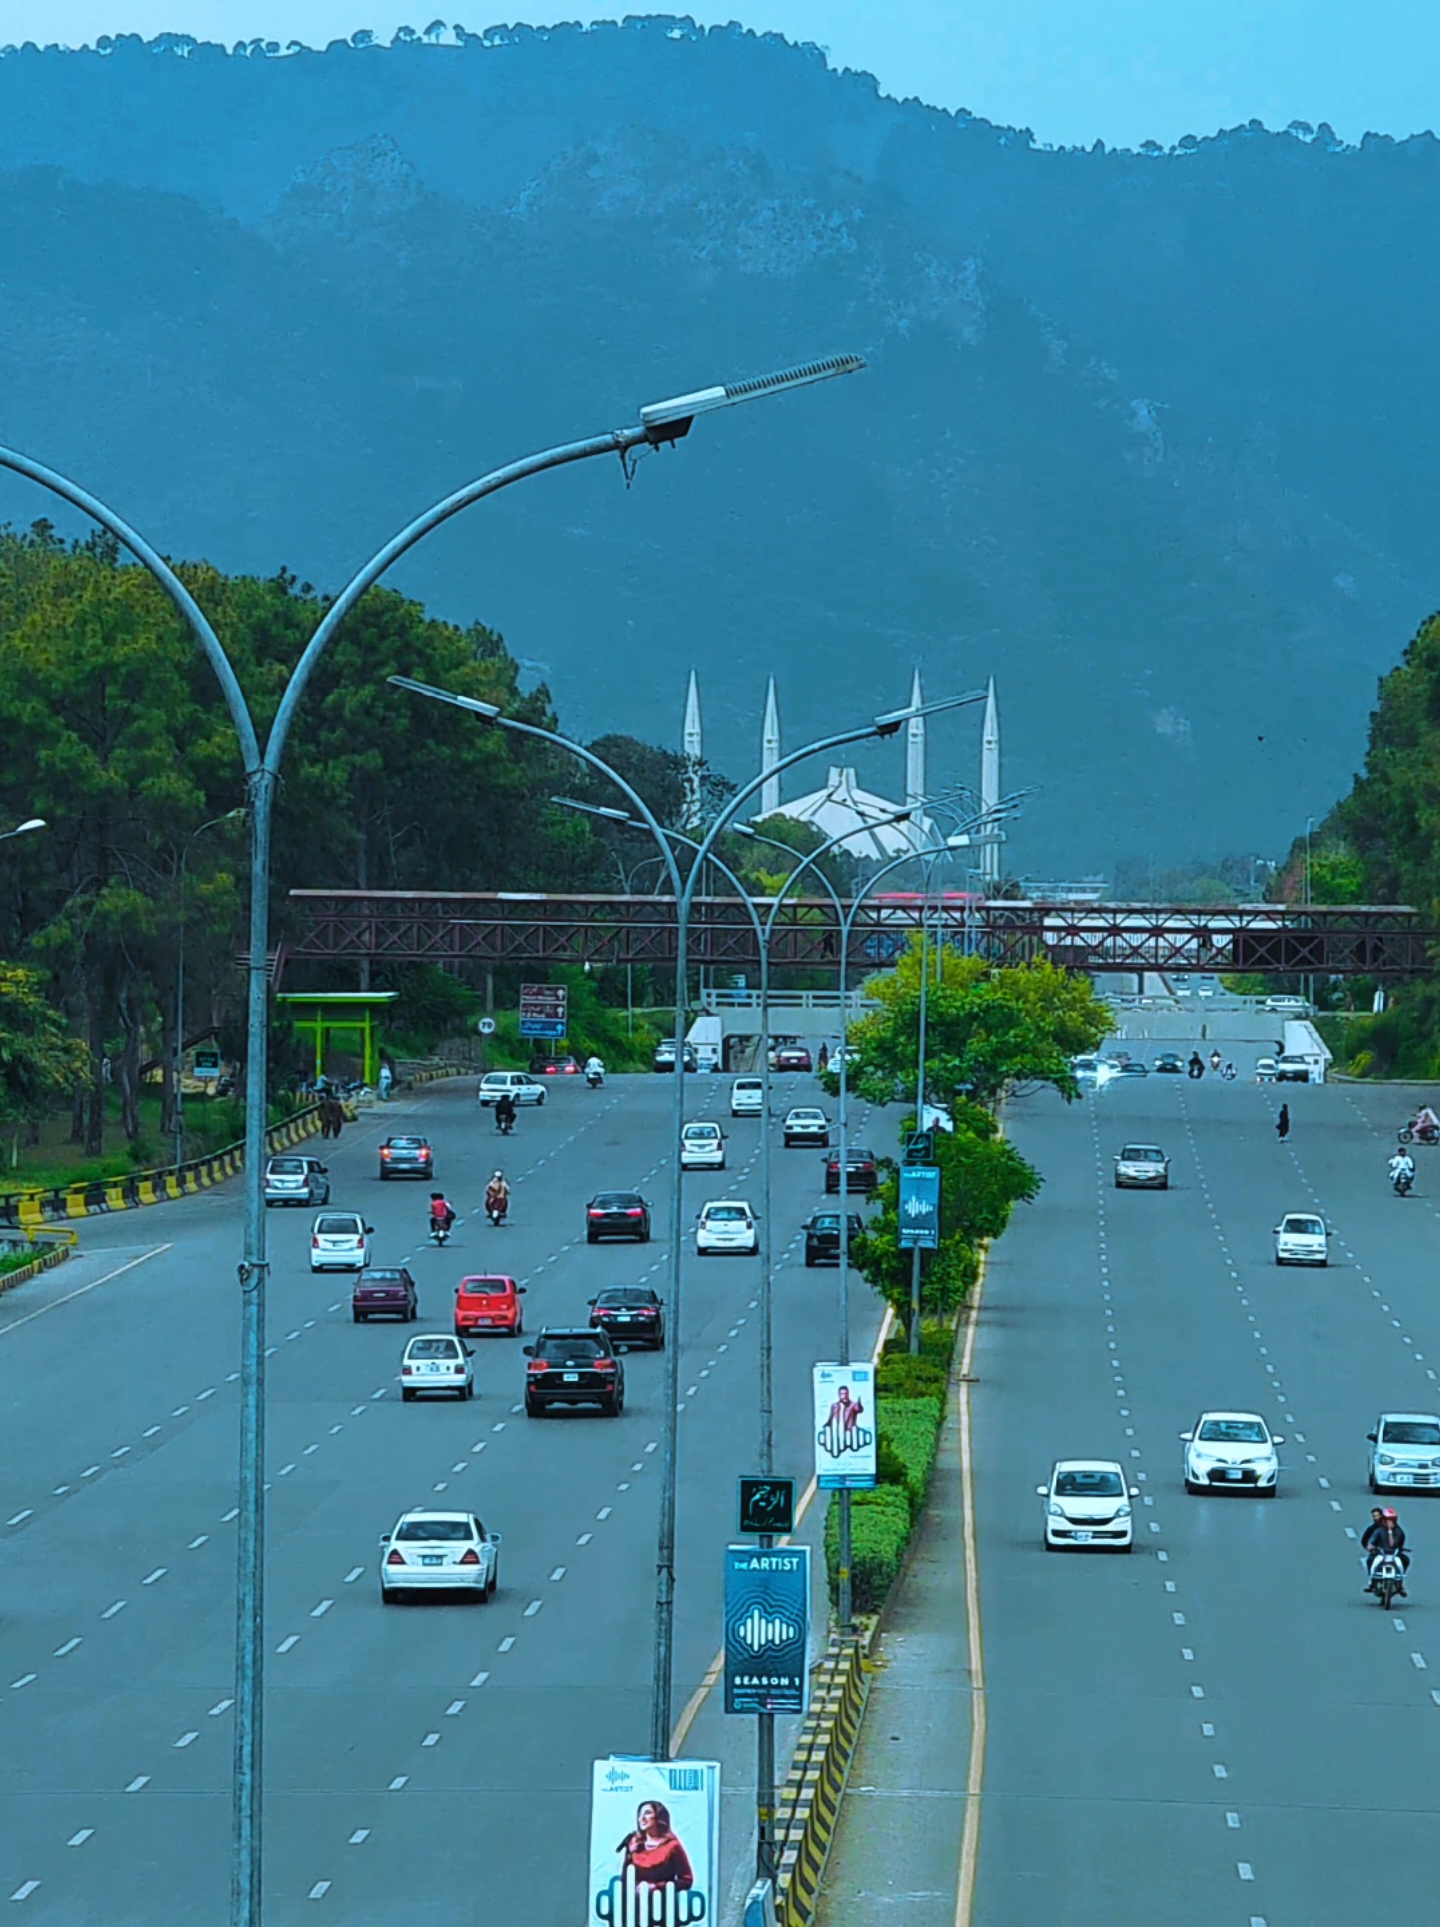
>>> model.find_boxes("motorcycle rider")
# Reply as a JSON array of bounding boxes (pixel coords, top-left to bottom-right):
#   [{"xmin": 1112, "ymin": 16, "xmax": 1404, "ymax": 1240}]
[
  {"xmin": 494, "ymin": 1090, "xmax": 517, "ymax": 1135},
  {"xmin": 1410, "ymin": 1105, "xmax": 1440, "ymax": 1144},
  {"xmin": 1187, "ymin": 1051, "xmax": 1205, "ymax": 1079},
  {"xmin": 485, "ymin": 1170, "xmax": 510, "ymax": 1226},
  {"xmin": 1221, "ymin": 1060, "xmax": 1237, "ymax": 1081},
  {"xmin": 584, "ymin": 1054, "xmax": 605, "ymax": 1088},
  {"xmin": 1390, "ymin": 1148, "xmax": 1417, "ymax": 1193},
  {"xmin": 428, "ymin": 1190, "xmax": 456, "ymax": 1239},
  {"xmin": 1363, "ymin": 1506, "xmax": 1409, "ymax": 1595},
  {"xmin": 1209, "ymin": 1048, "xmax": 1223, "ymax": 1073}
]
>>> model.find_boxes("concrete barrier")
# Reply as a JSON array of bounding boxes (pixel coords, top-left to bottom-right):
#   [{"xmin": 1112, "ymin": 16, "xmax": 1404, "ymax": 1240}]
[
  {"xmin": 0, "ymin": 1103, "xmax": 327, "ymax": 1230},
  {"xmin": 0, "ymin": 1236, "xmax": 74, "ymax": 1297},
  {"xmin": 774, "ymin": 1633, "xmax": 873, "ymax": 1926}
]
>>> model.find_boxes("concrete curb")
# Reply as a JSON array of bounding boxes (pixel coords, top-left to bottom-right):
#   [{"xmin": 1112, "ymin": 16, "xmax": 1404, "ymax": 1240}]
[
  {"xmin": 0, "ymin": 1104, "xmax": 327, "ymax": 1230},
  {"xmin": 774, "ymin": 1632, "xmax": 874, "ymax": 1927},
  {"xmin": 0, "ymin": 1239, "xmax": 73, "ymax": 1297}
]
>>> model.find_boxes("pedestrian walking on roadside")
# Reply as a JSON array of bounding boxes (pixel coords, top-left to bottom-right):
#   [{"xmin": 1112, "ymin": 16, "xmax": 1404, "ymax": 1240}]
[
  {"xmin": 1277, "ymin": 1102, "xmax": 1291, "ymax": 1142},
  {"xmin": 378, "ymin": 1060, "xmax": 393, "ymax": 1102}
]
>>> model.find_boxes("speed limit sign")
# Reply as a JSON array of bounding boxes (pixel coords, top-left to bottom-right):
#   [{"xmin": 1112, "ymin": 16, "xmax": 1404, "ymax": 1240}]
[{"xmin": 477, "ymin": 1017, "xmax": 497, "ymax": 1036}]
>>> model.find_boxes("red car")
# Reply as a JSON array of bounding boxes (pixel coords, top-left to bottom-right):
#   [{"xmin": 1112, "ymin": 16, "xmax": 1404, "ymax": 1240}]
[
  {"xmin": 454, "ymin": 1275, "xmax": 526, "ymax": 1337},
  {"xmin": 775, "ymin": 1045, "xmax": 813, "ymax": 1073}
]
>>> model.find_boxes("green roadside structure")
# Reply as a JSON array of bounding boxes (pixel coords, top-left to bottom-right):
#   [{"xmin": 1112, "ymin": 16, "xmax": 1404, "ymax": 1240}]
[{"xmin": 275, "ymin": 991, "xmax": 398, "ymax": 1087}]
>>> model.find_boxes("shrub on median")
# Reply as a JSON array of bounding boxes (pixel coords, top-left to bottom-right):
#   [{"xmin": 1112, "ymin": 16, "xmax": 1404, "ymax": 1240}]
[
  {"xmin": 824, "ymin": 1485, "xmax": 913, "ymax": 1615},
  {"xmin": 879, "ymin": 1398, "xmax": 943, "ymax": 1508}
]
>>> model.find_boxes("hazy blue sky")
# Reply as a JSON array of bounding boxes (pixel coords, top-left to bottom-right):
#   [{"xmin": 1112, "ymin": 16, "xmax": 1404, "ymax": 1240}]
[{"xmin": 2, "ymin": 0, "xmax": 1435, "ymax": 150}]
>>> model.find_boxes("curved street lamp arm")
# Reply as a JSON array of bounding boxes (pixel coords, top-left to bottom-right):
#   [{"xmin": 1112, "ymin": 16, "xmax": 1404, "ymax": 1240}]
[
  {"xmin": 0, "ymin": 444, "xmax": 261, "ymax": 772},
  {"xmin": 268, "ymin": 429, "xmax": 646, "ymax": 773}
]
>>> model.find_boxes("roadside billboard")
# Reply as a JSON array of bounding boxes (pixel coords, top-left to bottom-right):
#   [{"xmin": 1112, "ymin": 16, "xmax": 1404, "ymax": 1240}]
[
  {"xmin": 589, "ymin": 1757, "xmax": 718, "ymax": 1925},
  {"xmin": 812, "ymin": 1362, "xmax": 876, "ymax": 1489},
  {"xmin": 898, "ymin": 1164, "xmax": 941, "ymax": 1249},
  {"xmin": 723, "ymin": 1544, "xmax": 810, "ymax": 1716}
]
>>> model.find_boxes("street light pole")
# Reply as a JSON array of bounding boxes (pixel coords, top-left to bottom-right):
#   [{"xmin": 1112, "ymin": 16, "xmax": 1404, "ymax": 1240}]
[
  {"xmin": 0, "ymin": 354, "xmax": 867, "ymax": 1924},
  {"xmin": 173, "ymin": 810, "xmax": 246, "ymax": 1171},
  {"xmin": 0, "ymin": 817, "xmax": 45, "ymax": 842}
]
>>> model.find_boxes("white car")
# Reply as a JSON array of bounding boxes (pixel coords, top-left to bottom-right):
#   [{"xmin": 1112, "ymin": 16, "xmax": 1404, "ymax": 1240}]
[
  {"xmin": 477, "ymin": 1071, "xmax": 546, "ymax": 1107},
  {"xmin": 1037, "ymin": 1460, "xmax": 1137, "ymax": 1551},
  {"xmin": 309, "ymin": 1211, "xmax": 372, "ymax": 1272},
  {"xmin": 1182, "ymin": 1412, "xmax": 1282, "ymax": 1495},
  {"xmin": 680, "ymin": 1121, "xmax": 726, "ymax": 1170},
  {"xmin": 730, "ymin": 1077, "xmax": 764, "ymax": 1117},
  {"xmin": 400, "ymin": 1333, "xmax": 474, "ymax": 1401},
  {"xmin": 1254, "ymin": 1056, "xmax": 1278, "ymax": 1083},
  {"xmin": 1114, "ymin": 1144, "xmax": 1169, "ymax": 1190},
  {"xmin": 379, "ymin": 1509, "xmax": 500, "ymax": 1601},
  {"xmin": 1265, "ymin": 994, "xmax": 1311, "ymax": 1015},
  {"xmin": 695, "ymin": 1200, "xmax": 759, "ymax": 1255},
  {"xmin": 263, "ymin": 1154, "xmax": 330, "ymax": 1206},
  {"xmin": 1071, "ymin": 1054, "xmax": 1101, "ymax": 1081},
  {"xmin": 782, "ymin": 1108, "xmax": 830, "ymax": 1148},
  {"xmin": 1274, "ymin": 1212, "xmax": 1329, "ymax": 1265},
  {"xmin": 1368, "ymin": 1413, "xmax": 1440, "ymax": 1493}
]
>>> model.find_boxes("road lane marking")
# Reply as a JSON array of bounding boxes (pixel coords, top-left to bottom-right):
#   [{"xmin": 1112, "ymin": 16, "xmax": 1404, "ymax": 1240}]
[
  {"xmin": 209, "ymin": 1700, "xmax": 233, "ymax": 1716},
  {"xmin": 188, "ymin": 1536, "xmax": 209, "ymax": 1550},
  {"xmin": 53, "ymin": 1638, "xmax": 81, "ymax": 1657},
  {"xmin": 343, "ymin": 1568, "xmax": 363, "ymax": 1584},
  {"xmin": 498, "ymin": 1636, "xmax": 515, "ymax": 1652},
  {"xmin": 1238, "ymin": 1864, "xmax": 1254, "ymax": 1880},
  {"xmin": 421, "ymin": 1733, "xmax": 440, "ymax": 1747},
  {"xmin": 348, "ymin": 1830, "xmax": 369, "ymax": 1845},
  {"xmin": 308, "ymin": 1882, "xmax": 331, "ymax": 1900},
  {"xmin": 0, "ymin": 1244, "xmax": 171, "ymax": 1336},
  {"xmin": 9, "ymin": 1882, "xmax": 39, "ymax": 1902},
  {"xmin": 124, "ymin": 1777, "xmax": 149, "ymax": 1793},
  {"xmin": 311, "ymin": 1600, "xmax": 334, "ymax": 1619},
  {"xmin": 142, "ymin": 1569, "xmax": 166, "ymax": 1586},
  {"xmin": 10, "ymin": 1675, "xmax": 35, "ymax": 1690},
  {"xmin": 388, "ymin": 1777, "xmax": 408, "ymax": 1791},
  {"xmin": 470, "ymin": 1672, "xmax": 489, "ymax": 1687},
  {"xmin": 444, "ymin": 1700, "xmax": 464, "ymax": 1716},
  {"xmin": 6, "ymin": 1512, "xmax": 31, "ymax": 1527},
  {"xmin": 66, "ymin": 1832, "xmax": 93, "ymax": 1848},
  {"xmin": 276, "ymin": 1636, "xmax": 299, "ymax": 1653},
  {"xmin": 101, "ymin": 1601, "xmax": 126, "ymax": 1619},
  {"xmin": 175, "ymin": 1732, "xmax": 198, "ymax": 1748},
  {"xmin": 523, "ymin": 1599, "xmax": 542, "ymax": 1616}
]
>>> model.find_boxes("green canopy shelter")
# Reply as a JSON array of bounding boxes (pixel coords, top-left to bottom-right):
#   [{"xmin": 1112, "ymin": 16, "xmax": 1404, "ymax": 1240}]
[{"xmin": 276, "ymin": 991, "xmax": 399, "ymax": 1088}]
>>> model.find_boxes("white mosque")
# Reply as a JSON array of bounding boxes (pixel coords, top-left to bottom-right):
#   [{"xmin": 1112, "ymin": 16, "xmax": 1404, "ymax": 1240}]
[{"xmin": 679, "ymin": 670, "xmax": 1003, "ymax": 884}]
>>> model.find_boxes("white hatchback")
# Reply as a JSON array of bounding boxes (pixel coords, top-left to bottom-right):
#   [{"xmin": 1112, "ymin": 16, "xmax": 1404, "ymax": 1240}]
[
  {"xmin": 400, "ymin": 1333, "xmax": 474, "ymax": 1401},
  {"xmin": 379, "ymin": 1509, "xmax": 500, "ymax": 1601},
  {"xmin": 730, "ymin": 1077, "xmax": 764, "ymax": 1118},
  {"xmin": 1368, "ymin": 1412, "xmax": 1440, "ymax": 1493},
  {"xmin": 477, "ymin": 1071, "xmax": 547, "ymax": 1107},
  {"xmin": 1182, "ymin": 1412, "xmax": 1282, "ymax": 1494},
  {"xmin": 680, "ymin": 1121, "xmax": 726, "ymax": 1170},
  {"xmin": 1038, "ymin": 1460, "xmax": 1137, "ymax": 1551},
  {"xmin": 1274, "ymin": 1212, "xmax": 1329, "ymax": 1265},
  {"xmin": 696, "ymin": 1200, "xmax": 759, "ymax": 1255},
  {"xmin": 310, "ymin": 1211, "xmax": 372, "ymax": 1272}
]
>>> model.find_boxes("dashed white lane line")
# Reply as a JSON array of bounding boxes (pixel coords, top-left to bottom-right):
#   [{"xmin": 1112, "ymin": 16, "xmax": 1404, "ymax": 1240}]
[
  {"xmin": 524, "ymin": 1599, "xmax": 542, "ymax": 1617},
  {"xmin": 549, "ymin": 1567, "xmax": 566, "ymax": 1582},
  {"xmin": 197, "ymin": 1386, "xmax": 216, "ymax": 1400},
  {"xmin": 10, "ymin": 1880, "xmax": 40, "ymax": 1901},
  {"xmin": 101, "ymin": 1601, "xmax": 125, "ymax": 1620},
  {"xmin": 576, "ymin": 1532, "xmax": 593, "ymax": 1546},
  {"xmin": 497, "ymin": 1636, "xmax": 515, "ymax": 1653},
  {"xmin": 421, "ymin": 1733, "xmax": 440, "ymax": 1748},
  {"xmin": 470, "ymin": 1671, "xmax": 490, "ymax": 1688},
  {"xmin": 1412, "ymin": 1653, "xmax": 1428, "ymax": 1670},
  {"xmin": 142, "ymin": 1568, "xmax": 166, "ymax": 1586},
  {"xmin": 1226, "ymin": 1812, "xmax": 1242, "ymax": 1829},
  {"xmin": 277, "ymin": 1635, "xmax": 300, "ymax": 1654},
  {"xmin": 348, "ymin": 1830, "xmax": 370, "ymax": 1845},
  {"xmin": 53, "ymin": 1638, "xmax": 81, "ymax": 1657},
  {"xmin": 308, "ymin": 1881, "xmax": 331, "ymax": 1900},
  {"xmin": 174, "ymin": 1732, "xmax": 198, "ymax": 1749},
  {"xmin": 81, "ymin": 1467, "xmax": 99, "ymax": 1480},
  {"xmin": 311, "ymin": 1599, "xmax": 334, "ymax": 1619},
  {"xmin": 209, "ymin": 1699, "xmax": 233, "ymax": 1717},
  {"xmin": 221, "ymin": 1508, "xmax": 239, "ymax": 1523},
  {"xmin": 1213, "ymin": 1763, "xmax": 1229, "ymax": 1779},
  {"xmin": 10, "ymin": 1675, "xmax": 36, "ymax": 1690},
  {"xmin": 329, "ymin": 1425, "xmax": 344, "ymax": 1436},
  {"xmin": 388, "ymin": 1777, "xmax": 408, "ymax": 1791},
  {"xmin": 66, "ymin": 1831, "xmax": 93, "ymax": 1848},
  {"xmin": 124, "ymin": 1777, "xmax": 149, "ymax": 1794},
  {"xmin": 1238, "ymin": 1863, "xmax": 1255, "ymax": 1881},
  {"xmin": 596, "ymin": 1506, "xmax": 612, "ymax": 1520},
  {"xmin": 343, "ymin": 1567, "xmax": 363, "ymax": 1584},
  {"xmin": 444, "ymin": 1699, "xmax": 465, "ymax": 1716},
  {"xmin": 5, "ymin": 1511, "xmax": 31, "ymax": 1527},
  {"xmin": 188, "ymin": 1535, "xmax": 209, "ymax": 1550}
]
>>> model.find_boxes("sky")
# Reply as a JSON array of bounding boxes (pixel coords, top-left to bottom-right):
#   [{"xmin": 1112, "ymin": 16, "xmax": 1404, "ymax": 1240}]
[{"xmin": 0, "ymin": 0, "xmax": 1435, "ymax": 149}]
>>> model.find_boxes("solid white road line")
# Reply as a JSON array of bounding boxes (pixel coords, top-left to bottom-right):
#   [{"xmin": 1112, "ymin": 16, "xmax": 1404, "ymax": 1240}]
[{"xmin": 0, "ymin": 1244, "xmax": 171, "ymax": 1337}]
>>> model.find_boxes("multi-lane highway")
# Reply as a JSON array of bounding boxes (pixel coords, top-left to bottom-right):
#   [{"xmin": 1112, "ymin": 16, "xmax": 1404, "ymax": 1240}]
[
  {"xmin": 976, "ymin": 1062, "xmax": 1440, "ymax": 1926},
  {"xmin": 0, "ymin": 1068, "xmax": 886, "ymax": 1923}
]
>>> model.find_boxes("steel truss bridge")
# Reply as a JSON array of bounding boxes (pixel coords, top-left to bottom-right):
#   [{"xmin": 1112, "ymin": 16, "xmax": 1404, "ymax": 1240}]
[{"xmin": 286, "ymin": 892, "xmax": 1434, "ymax": 978}]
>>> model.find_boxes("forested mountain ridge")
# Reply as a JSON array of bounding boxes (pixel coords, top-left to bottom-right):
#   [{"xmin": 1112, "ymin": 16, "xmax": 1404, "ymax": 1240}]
[{"xmin": 1, "ymin": 20, "xmax": 1437, "ymax": 869}]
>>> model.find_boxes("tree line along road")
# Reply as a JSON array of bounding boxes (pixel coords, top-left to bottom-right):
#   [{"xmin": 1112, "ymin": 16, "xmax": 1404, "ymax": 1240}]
[
  {"xmin": 0, "ymin": 1070, "xmax": 888, "ymax": 1924},
  {"xmin": 975, "ymin": 1069, "xmax": 1440, "ymax": 1927}
]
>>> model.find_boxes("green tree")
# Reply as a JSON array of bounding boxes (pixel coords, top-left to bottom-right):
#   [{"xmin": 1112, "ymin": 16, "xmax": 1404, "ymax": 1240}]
[{"xmin": 0, "ymin": 964, "xmax": 88, "ymax": 1156}]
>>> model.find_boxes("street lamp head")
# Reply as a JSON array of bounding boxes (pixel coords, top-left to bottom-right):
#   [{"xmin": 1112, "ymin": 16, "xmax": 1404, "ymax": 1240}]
[
  {"xmin": 871, "ymin": 689, "xmax": 988, "ymax": 735},
  {"xmin": 552, "ymin": 795, "xmax": 632, "ymax": 823},
  {"xmin": 639, "ymin": 353, "xmax": 865, "ymax": 444},
  {"xmin": 12, "ymin": 817, "xmax": 45, "ymax": 835},
  {"xmin": 387, "ymin": 673, "xmax": 500, "ymax": 720}
]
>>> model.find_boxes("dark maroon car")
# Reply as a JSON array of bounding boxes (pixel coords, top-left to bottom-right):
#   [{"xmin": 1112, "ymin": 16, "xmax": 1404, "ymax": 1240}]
[
  {"xmin": 774, "ymin": 1044, "xmax": 813, "ymax": 1072},
  {"xmin": 824, "ymin": 1146, "xmax": 879, "ymax": 1194},
  {"xmin": 352, "ymin": 1266, "xmax": 418, "ymax": 1323}
]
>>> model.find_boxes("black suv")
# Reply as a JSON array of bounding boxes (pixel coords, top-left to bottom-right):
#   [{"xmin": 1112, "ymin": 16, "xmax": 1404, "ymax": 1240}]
[
  {"xmin": 523, "ymin": 1328, "xmax": 625, "ymax": 1416},
  {"xmin": 588, "ymin": 1287, "xmax": 665, "ymax": 1350},
  {"xmin": 803, "ymin": 1211, "xmax": 864, "ymax": 1267},
  {"xmin": 825, "ymin": 1147, "xmax": 879, "ymax": 1194},
  {"xmin": 585, "ymin": 1192, "xmax": 652, "ymax": 1243},
  {"xmin": 379, "ymin": 1135, "xmax": 434, "ymax": 1180}
]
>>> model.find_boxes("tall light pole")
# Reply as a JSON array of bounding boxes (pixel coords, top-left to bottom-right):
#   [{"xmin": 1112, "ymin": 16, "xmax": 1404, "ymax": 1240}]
[
  {"xmin": 173, "ymin": 809, "xmax": 246, "ymax": 1171},
  {"xmin": 0, "ymin": 351, "xmax": 864, "ymax": 1925}
]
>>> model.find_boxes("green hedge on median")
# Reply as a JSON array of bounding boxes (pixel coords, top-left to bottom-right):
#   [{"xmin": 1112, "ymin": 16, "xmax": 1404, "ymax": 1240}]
[
  {"xmin": 880, "ymin": 1398, "xmax": 944, "ymax": 1507},
  {"xmin": 824, "ymin": 1485, "xmax": 913, "ymax": 1614}
]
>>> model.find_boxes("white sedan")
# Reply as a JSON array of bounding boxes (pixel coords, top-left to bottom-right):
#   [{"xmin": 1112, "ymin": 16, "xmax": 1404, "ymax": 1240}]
[
  {"xmin": 1182, "ymin": 1412, "xmax": 1283, "ymax": 1495},
  {"xmin": 1037, "ymin": 1460, "xmax": 1137, "ymax": 1551},
  {"xmin": 477, "ymin": 1071, "xmax": 547, "ymax": 1107},
  {"xmin": 1274, "ymin": 1212, "xmax": 1329, "ymax": 1265},
  {"xmin": 379, "ymin": 1510, "xmax": 500, "ymax": 1601},
  {"xmin": 309, "ymin": 1211, "xmax": 372, "ymax": 1272},
  {"xmin": 400, "ymin": 1333, "xmax": 474, "ymax": 1401},
  {"xmin": 680, "ymin": 1121, "xmax": 726, "ymax": 1170},
  {"xmin": 782, "ymin": 1108, "xmax": 830, "ymax": 1148},
  {"xmin": 695, "ymin": 1200, "xmax": 759, "ymax": 1255}
]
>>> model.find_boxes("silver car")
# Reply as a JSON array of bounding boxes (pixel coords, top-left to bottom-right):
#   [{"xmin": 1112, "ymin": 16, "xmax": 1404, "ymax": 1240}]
[
  {"xmin": 1114, "ymin": 1144, "xmax": 1169, "ymax": 1189},
  {"xmin": 263, "ymin": 1155, "xmax": 329, "ymax": 1206},
  {"xmin": 1368, "ymin": 1413, "xmax": 1440, "ymax": 1493}
]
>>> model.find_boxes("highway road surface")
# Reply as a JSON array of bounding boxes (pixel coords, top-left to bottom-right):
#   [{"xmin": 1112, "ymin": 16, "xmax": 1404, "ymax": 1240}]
[
  {"xmin": 975, "ymin": 1064, "xmax": 1440, "ymax": 1926},
  {"xmin": 0, "ymin": 1070, "xmax": 886, "ymax": 1923}
]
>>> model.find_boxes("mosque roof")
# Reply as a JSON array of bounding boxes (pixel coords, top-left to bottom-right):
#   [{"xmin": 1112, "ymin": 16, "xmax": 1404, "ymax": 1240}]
[{"xmin": 762, "ymin": 766, "xmax": 932, "ymax": 862}]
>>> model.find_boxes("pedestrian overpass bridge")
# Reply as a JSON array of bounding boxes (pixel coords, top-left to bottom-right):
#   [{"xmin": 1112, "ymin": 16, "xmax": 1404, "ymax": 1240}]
[{"xmin": 285, "ymin": 892, "xmax": 1430, "ymax": 978}]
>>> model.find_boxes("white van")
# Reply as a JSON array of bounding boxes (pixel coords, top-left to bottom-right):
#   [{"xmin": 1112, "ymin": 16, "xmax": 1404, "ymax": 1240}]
[{"xmin": 730, "ymin": 1077, "xmax": 764, "ymax": 1118}]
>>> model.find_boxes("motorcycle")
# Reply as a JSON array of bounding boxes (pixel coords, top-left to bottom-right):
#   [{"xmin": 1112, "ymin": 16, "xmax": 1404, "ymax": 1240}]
[
  {"xmin": 1370, "ymin": 1549, "xmax": 1408, "ymax": 1611},
  {"xmin": 1399, "ymin": 1123, "xmax": 1440, "ymax": 1145},
  {"xmin": 485, "ymin": 1190, "xmax": 509, "ymax": 1228},
  {"xmin": 585, "ymin": 1068, "xmax": 604, "ymax": 1089},
  {"xmin": 1221, "ymin": 1062, "xmax": 1237, "ymax": 1081},
  {"xmin": 1393, "ymin": 1166, "xmax": 1416, "ymax": 1197},
  {"xmin": 428, "ymin": 1214, "xmax": 453, "ymax": 1247},
  {"xmin": 495, "ymin": 1111, "xmax": 516, "ymax": 1136}
]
